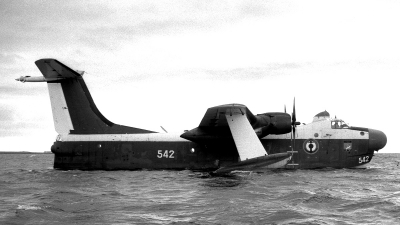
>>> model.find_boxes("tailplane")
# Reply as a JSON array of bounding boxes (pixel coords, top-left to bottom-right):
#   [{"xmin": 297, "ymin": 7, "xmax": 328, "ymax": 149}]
[{"xmin": 22, "ymin": 58, "xmax": 155, "ymax": 135}]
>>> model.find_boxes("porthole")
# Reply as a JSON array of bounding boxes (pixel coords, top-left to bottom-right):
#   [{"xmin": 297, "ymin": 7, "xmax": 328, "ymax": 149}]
[
  {"xmin": 360, "ymin": 132, "xmax": 365, "ymax": 136},
  {"xmin": 314, "ymin": 133, "xmax": 319, "ymax": 137}
]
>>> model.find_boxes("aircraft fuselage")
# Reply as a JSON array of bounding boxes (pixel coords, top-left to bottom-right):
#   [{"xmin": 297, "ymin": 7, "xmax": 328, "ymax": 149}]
[{"xmin": 51, "ymin": 122, "xmax": 380, "ymax": 170}]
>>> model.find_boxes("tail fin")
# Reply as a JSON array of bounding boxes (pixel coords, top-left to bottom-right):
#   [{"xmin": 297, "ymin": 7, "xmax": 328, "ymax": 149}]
[{"xmin": 35, "ymin": 58, "xmax": 155, "ymax": 135}]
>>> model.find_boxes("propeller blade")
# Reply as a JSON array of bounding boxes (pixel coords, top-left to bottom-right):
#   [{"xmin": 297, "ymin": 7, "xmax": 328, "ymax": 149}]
[
  {"xmin": 293, "ymin": 125, "xmax": 296, "ymax": 140},
  {"xmin": 293, "ymin": 127, "xmax": 296, "ymax": 152},
  {"xmin": 290, "ymin": 97, "xmax": 298, "ymax": 152},
  {"xmin": 290, "ymin": 127, "xmax": 293, "ymax": 151},
  {"xmin": 292, "ymin": 97, "xmax": 296, "ymax": 124}
]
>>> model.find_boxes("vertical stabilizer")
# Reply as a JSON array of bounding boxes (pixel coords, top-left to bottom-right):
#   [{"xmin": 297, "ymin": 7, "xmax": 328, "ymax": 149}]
[{"xmin": 34, "ymin": 58, "xmax": 155, "ymax": 135}]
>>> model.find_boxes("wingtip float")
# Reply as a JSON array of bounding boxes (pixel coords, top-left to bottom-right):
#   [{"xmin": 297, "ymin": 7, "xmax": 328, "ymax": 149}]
[{"xmin": 16, "ymin": 58, "xmax": 387, "ymax": 173}]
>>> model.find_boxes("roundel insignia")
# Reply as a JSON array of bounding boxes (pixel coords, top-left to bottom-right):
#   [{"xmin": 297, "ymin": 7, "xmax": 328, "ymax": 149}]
[{"xmin": 303, "ymin": 139, "xmax": 319, "ymax": 154}]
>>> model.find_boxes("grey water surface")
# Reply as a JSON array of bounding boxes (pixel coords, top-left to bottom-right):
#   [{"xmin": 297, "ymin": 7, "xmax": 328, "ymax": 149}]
[{"xmin": 1, "ymin": 153, "xmax": 399, "ymax": 224}]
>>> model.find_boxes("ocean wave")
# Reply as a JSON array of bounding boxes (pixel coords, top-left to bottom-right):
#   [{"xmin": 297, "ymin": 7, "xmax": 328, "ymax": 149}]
[{"xmin": 1, "ymin": 153, "xmax": 400, "ymax": 224}]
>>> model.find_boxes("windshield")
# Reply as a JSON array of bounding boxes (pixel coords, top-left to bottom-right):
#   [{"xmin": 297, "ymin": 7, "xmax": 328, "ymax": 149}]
[{"xmin": 331, "ymin": 119, "xmax": 349, "ymax": 129}]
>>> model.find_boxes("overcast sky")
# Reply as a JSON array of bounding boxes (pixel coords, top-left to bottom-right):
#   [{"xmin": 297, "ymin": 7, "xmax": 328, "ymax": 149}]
[{"xmin": 1, "ymin": 0, "xmax": 399, "ymax": 153}]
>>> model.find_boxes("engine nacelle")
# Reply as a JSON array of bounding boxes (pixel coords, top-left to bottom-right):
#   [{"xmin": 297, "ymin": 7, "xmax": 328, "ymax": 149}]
[{"xmin": 253, "ymin": 112, "xmax": 292, "ymax": 138}]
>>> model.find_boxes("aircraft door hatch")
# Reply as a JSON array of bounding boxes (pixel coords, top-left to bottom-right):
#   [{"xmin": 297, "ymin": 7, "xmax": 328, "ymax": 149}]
[{"xmin": 326, "ymin": 136, "xmax": 339, "ymax": 163}]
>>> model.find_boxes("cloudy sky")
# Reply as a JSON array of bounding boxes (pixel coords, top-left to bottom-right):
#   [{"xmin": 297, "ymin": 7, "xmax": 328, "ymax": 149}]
[{"xmin": 1, "ymin": 0, "xmax": 399, "ymax": 153}]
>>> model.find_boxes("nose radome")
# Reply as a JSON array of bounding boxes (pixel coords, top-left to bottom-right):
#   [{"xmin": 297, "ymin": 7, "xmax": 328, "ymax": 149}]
[{"xmin": 368, "ymin": 129, "xmax": 387, "ymax": 151}]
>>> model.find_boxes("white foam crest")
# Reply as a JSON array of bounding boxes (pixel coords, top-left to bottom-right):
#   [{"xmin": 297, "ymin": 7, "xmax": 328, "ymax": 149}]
[{"xmin": 17, "ymin": 205, "xmax": 42, "ymax": 210}]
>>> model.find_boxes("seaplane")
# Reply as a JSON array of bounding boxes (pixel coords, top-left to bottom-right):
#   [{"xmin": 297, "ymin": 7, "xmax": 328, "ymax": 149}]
[{"xmin": 16, "ymin": 59, "xmax": 387, "ymax": 174}]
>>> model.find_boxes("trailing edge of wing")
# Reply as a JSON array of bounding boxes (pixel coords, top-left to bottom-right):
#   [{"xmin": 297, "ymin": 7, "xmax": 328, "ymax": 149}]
[{"xmin": 226, "ymin": 112, "xmax": 267, "ymax": 161}]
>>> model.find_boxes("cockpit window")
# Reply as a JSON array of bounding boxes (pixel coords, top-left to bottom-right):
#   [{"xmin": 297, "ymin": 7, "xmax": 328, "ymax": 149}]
[{"xmin": 331, "ymin": 120, "xmax": 349, "ymax": 129}]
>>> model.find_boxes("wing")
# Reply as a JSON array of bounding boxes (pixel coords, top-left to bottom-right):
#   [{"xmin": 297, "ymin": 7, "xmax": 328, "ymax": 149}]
[
  {"xmin": 226, "ymin": 112, "xmax": 267, "ymax": 160},
  {"xmin": 181, "ymin": 104, "xmax": 269, "ymax": 161}
]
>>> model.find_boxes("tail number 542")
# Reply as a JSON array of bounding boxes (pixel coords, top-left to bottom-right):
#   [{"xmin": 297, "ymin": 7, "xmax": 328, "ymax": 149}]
[
  {"xmin": 359, "ymin": 156, "xmax": 369, "ymax": 164},
  {"xmin": 157, "ymin": 150, "xmax": 175, "ymax": 158}
]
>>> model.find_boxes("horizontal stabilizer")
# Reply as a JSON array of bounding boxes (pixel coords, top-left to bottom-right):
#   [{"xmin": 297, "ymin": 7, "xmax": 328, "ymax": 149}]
[{"xmin": 35, "ymin": 59, "xmax": 81, "ymax": 79}]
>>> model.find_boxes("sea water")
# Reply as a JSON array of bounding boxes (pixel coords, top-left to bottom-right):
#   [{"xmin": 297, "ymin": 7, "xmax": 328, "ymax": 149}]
[{"xmin": 0, "ymin": 153, "xmax": 399, "ymax": 224}]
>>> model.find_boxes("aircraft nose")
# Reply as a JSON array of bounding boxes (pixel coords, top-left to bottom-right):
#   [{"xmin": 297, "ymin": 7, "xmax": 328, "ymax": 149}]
[{"xmin": 368, "ymin": 129, "xmax": 387, "ymax": 151}]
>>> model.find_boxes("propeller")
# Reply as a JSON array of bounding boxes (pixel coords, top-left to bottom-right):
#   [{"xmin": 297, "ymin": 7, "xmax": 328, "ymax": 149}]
[{"xmin": 291, "ymin": 98, "xmax": 301, "ymax": 152}]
